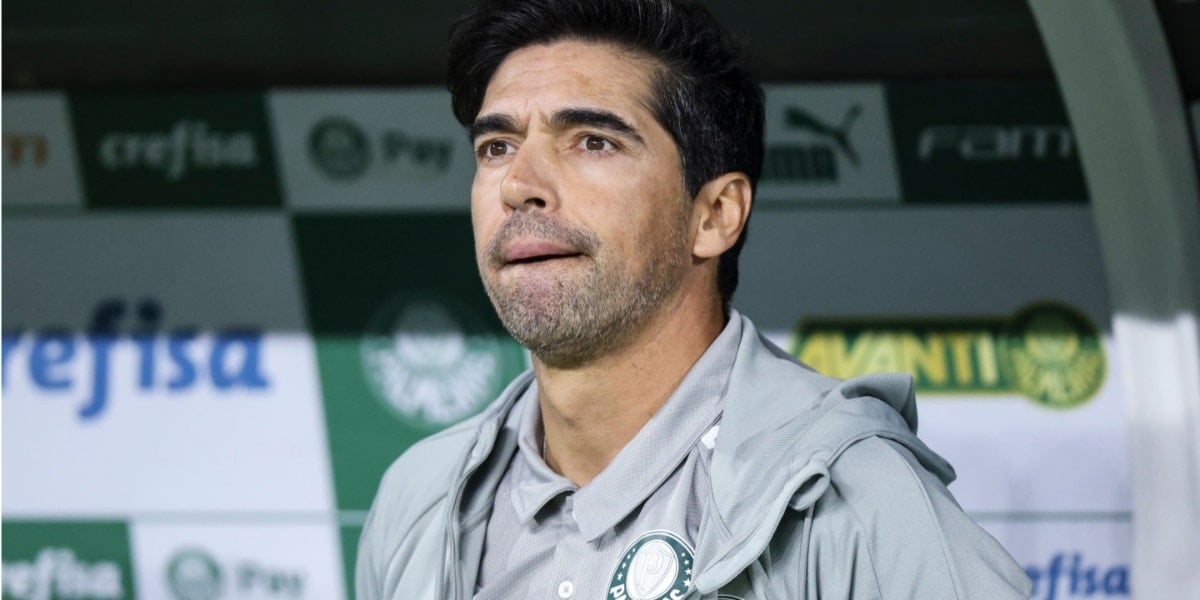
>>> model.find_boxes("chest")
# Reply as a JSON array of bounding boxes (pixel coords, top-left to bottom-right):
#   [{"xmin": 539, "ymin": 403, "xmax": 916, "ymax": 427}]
[{"xmin": 474, "ymin": 454, "xmax": 710, "ymax": 600}]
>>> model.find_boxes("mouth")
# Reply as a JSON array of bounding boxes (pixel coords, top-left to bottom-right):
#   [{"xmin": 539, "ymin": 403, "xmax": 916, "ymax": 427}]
[
  {"xmin": 501, "ymin": 239, "xmax": 585, "ymax": 266},
  {"xmin": 507, "ymin": 253, "xmax": 582, "ymax": 265}
]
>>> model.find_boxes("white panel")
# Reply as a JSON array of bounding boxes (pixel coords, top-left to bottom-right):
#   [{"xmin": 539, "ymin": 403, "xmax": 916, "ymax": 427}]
[
  {"xmin": 758, "ymin": 84, "xmax": 901, "ymax": 203},
  {"xmin": 130, "ymin": 521, "xmax": 345, "ymax": 600},
  {"xmin": 982, "ymin": 520, "xmax": 1131, "ymax": 600},
  {"xmin": 268, "ymin": 89, "xmax": 473, "ymax": 212},
  {"xmin": 1, "ymin": 214, "xmax": 335, "ymax": 514}
]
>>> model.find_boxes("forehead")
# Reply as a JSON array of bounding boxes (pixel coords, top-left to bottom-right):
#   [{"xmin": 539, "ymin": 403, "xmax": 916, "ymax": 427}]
[{"xmin": 479, "ymin": 40, "xmax": 660, "ymax": 121}]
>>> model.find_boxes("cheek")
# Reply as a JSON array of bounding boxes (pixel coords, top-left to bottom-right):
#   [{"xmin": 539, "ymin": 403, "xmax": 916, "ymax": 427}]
[
  {"xmin": 589, "ymin": 202, "xmax": 666, "ymax": 262},
  {"xmin": 630, "ymin": 173, "xmax": 688, "ymax": 229},
  {"xmin": 470, "ymin": 188, "xmax": 500, "ymax": 260}
]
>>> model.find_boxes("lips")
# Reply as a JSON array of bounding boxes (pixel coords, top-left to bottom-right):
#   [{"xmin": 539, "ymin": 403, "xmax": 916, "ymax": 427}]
[{"xmin": 502, "ymin": 239, "xmax": 583, "ymax": 264}]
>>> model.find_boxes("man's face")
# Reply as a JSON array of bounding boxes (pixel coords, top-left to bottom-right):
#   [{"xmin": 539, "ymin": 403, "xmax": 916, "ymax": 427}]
[{"xmin": 470, "ymin": 40, "xmax": 694, "ymax": 367}]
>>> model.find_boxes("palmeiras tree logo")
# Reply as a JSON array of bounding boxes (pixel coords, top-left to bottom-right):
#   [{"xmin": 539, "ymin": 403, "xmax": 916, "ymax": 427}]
[
  {"xmin": 166, "ymin": 548, "xmax": 223, "ymax": 600},
  {"xmin": 360, "ymin": 292, "xmax": 522, "ymax": 427},
  {"xmin": 609, "ymin": 531, "xmax": 694, "ymax": 600},
  {"xmin": 1000, "ymin": 303, "xmax": 1105, "ymax": 408},
  {"xmin": 308, "ymin": 116, "xmax": 371, "ymax": 180}
]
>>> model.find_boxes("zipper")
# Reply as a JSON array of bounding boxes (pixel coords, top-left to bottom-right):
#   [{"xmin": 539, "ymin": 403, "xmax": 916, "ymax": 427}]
[
  {"xmin": 436, "ymin": 372, "xmax": 532, "ymax": 600},
  {"xmin": 441, "ymin": 417, "xmax": 502, "ymax": 600}
]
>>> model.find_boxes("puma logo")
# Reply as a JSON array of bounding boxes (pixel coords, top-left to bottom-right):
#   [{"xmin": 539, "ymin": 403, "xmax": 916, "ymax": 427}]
[{"xmin": 784, "ymin": 105, "xmax": 862, "ymax": 166}]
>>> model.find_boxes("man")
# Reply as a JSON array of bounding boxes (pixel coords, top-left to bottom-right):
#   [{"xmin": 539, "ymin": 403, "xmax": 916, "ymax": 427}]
[{"xmin": 357, "ymin": 1, "xmax": 1032, "ymax": 598}]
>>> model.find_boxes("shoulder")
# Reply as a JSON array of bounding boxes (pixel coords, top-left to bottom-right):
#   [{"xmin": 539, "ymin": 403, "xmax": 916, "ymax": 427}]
[
  {"xmin": 371, "ymin": 414, "xmax": 482, "ymax": 522},
  {"xmin": 355, "ymin": 416, "xmax": 484, "ymax": 600},
  {"xmin": 805, "ymin": 437, "xmax": 1031, "ymax": 599},
  {"xmin": 363, "ymin": 370, "xmax": 533, "ymax": 537}
]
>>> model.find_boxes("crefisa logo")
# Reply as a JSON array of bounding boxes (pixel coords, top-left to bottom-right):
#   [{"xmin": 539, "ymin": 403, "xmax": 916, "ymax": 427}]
[
  {"xmin": 2, "ymin": 298, "xmax": 270, "ymax": 421},
  {"xmin": 359, "ymin": 292, "xmax": 520, "ymax": 428},
  {"xmin": 1025, "ymin": 553, "xmax": 1129, "ymax": 599},
  {"xmin": 97, "ymin": 120, "xmax": 259, "ymax": 181},
  {"xmin": 1, "ymin": 548, "xmax": 123, "ymax": 600},
  {"xmin": 307, "ymin": 115, "xmax": 453, "ymax": 182},
  {"xmin": 166, "ymin": 547, "xmax": 305, "ymax": 600}
]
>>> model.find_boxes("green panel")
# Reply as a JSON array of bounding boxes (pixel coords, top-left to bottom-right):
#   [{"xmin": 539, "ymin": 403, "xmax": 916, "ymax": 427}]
[
  {"xmin": 887, "ymin": 82, "xmax": 1088, "ymax": 203},
  {"xmin": 293, "ymin": 214, "xmax": 525, "ymax": 511},
  {"xmin": 339, "ymin": 525, "xmax": 362, "ymax": 600},
  {"xmin": 70, "ymin": 92, "xmax": 281, "ymax": 209},
  {"xmin": 2, "ymin": 520, "xmax": 135, "ymax": 600}
]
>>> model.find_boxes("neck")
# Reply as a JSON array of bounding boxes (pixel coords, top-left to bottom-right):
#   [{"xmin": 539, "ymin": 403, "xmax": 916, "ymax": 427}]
[{"xmin": 533, "ymin": 284, "xmax": 725, "ymax": 486}]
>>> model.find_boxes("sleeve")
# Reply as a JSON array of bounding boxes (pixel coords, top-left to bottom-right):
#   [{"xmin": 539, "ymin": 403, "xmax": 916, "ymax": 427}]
[
  {"xmin": 803, "ymin": 437, "xmax": 1032, "ymax": 599},
  {"xmin": 355, "ymin": 465, "xmax": 394, "ymax": 600},
  {"xmin": 353, "ymin": 432, "xmax": 465, "ymax": 600},
  {"xmin": 354, "ymin": 450, "xmax": 441, "ymax": 600}
]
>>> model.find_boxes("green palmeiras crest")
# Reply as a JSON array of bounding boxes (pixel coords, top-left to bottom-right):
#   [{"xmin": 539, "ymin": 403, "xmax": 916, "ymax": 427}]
[
  {"xmin": 360, "ymin": 291, "xmax": 524, "ymax": 427},
  {"xmin": 1000, "ymin": 302, "xmax": 1105, "ymax": 409},
  {"xmin": 609, "ymin": 531, "xmax": 695, "ymax": 600}
]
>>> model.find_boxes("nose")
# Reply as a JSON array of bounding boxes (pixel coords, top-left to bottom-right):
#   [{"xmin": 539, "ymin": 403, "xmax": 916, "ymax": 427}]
[{"xmin": 500, "ymin": 142, "xmax": 558, "ymax": 213}]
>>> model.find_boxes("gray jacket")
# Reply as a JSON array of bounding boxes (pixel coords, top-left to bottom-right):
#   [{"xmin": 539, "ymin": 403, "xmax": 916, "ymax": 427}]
[{"xmin": 357, "ymin": 314, "xmax": 1032, "ymax": 599}]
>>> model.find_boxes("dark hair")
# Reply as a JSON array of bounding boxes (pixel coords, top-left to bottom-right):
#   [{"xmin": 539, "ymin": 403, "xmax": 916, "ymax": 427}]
[{"xmin": 447, "ymin": 0, "xmax": 764, "ymax": 306}]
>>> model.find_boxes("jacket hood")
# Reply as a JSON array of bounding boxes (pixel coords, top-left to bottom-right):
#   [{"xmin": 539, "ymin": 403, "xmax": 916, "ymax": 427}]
[{"xmin": 691, "ymin": 314, "xmax": 957, "ymax": 592}]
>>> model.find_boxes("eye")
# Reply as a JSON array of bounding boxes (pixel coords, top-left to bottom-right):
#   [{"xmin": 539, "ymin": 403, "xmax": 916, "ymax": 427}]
[
  {"xmin": 478, "ymin": 139, "xmax": 511, "ymax": 159},
  {"xmin": 581, "ymin": 135, "xmax": 614, "ymax": 152}
]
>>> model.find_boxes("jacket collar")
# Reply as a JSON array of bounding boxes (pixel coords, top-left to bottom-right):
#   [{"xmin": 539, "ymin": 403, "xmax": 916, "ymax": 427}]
[
  {"xmin": 506, "ymin": 317, "xmax": 741, "ymax": 541},
  {"xmin": 458, "ymin": 313, "xmax": 956, "ymax": 594}
]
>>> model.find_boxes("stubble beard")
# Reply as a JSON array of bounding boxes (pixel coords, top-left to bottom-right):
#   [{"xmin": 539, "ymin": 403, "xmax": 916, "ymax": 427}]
[{"xmin": 480, "ymin": 210, "xmax": 690, "ymax": 368}]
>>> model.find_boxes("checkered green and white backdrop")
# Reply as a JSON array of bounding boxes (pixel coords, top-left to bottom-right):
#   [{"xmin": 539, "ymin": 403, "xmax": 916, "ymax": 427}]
[{"xmin": 4, "ymin": 83, "xmax": 1159, "ymax": 599}]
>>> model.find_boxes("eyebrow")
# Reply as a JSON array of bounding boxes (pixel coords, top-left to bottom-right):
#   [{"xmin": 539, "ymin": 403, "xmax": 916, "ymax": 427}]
[
  {"xmin": 468, "ymin": 108, "xmax": 646, "ymax": 147},
  {"xmin": 468, "ymin": 113, "xmax": 519, "ymax": 144},
  {"xmin": 548, "ymin": 108, "xmax": 646, "ymax": 146}
]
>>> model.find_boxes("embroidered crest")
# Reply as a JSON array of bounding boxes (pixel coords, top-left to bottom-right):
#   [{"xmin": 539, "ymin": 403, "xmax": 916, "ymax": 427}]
[{"xmin": 608, "ymin": 531, "xmax": 694, "ymax": 600}]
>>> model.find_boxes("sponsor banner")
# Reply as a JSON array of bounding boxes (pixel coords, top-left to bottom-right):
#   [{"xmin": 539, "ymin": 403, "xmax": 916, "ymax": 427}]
[
  {"xmin": 70, "ymin": 93, "xmax": 281, "ymax": 209},
  {"xmin": 2, "ymin": 520, "xmax": 135, "ymax": 600},
  {"xmin": 293, "ymin": 214, "xmax": 526, "ymax": 511},
  {"xmin": 268, "ymin": 90, "xmax": 473, "ymax": 212},
  {"xmin": 759, "ymin": 84, "xmax": 901, "ymax": 203},
  {"xmin": 737, "ymin": 205, "xmax": 1128, "ymax": 514},
  {"xmin": 1, "ymin": 214, "xmax": 333, "ymax": 514},
  {"xmin": 129, "ymin": 522, "xmax": 344, "ymax": 600},
  {"xmin": 981, "ymin": 520, "xmax": 1132, "ymax": 600},
  {"xmin": 2, "ymin": 92, "xmax": 85, "ymax": 208},
  {"xmin": 887, "ymin": 82, "xmax": 1089, "ymax": 203},
  {"xmin": 792, "ymin": 302, "xmax": 1105, "ymax": 409}
]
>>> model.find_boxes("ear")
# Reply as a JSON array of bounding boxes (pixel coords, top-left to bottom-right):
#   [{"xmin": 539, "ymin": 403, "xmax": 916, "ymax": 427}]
[{"xmin": 691, "ymin": 172, "xmax": 752, "ymax": 259}]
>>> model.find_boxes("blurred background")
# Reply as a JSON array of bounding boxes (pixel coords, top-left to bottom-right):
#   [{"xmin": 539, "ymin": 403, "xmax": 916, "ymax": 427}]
[{"xmin": 3, "ymin": 1, "xmax": 1199, "ymax": 599}]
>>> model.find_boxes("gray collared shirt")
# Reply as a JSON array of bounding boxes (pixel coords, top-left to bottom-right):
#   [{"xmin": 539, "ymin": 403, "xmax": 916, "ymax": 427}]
[{"xmin": 472, "ymin": 317, "xmax": 743, "ymax": 600}]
